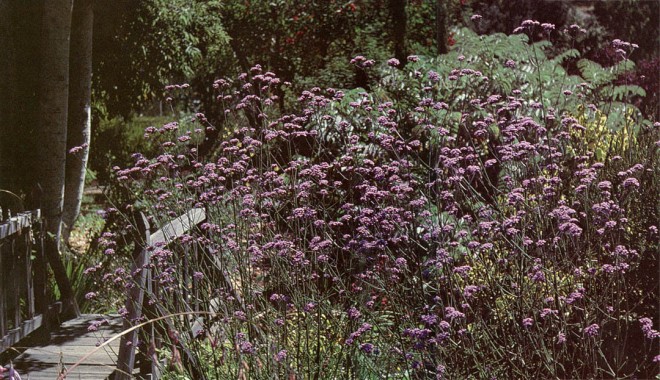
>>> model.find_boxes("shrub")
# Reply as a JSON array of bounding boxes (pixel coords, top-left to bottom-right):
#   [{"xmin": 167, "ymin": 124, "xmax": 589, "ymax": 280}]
[
  {"xmin": 90, "ymin": 115, "xmax": 174, "ymax": 183},
  {"xmin": 95, "ymin": 21, "xmax": 659, "ymax": 379}
]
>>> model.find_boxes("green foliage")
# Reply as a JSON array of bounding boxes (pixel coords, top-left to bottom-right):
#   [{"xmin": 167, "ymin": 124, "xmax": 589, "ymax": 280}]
[
  {"xmin": 93, "ymin": 0, "xmax": 229, "ymax": 119},
  {"xmin": 610, "ymin": 85, "xmax": 647, "ymax": 102},
  {"xmin": 573, "ymin": 56, "xmax": 650, "ymax": 135},
  {"xmin": 91, "ymin": 0, "xmax": 464, "ymax": 123},
  {"xmin": 468, "ymin": 0, "xmax": 571, "ymax": 37},
  {"xmin": 81, "ymin": 3, "xmax": 660, "ymax": 379},
  {"xmin": 218, "ymin": 1, "xmax": 393, "ymax": 99},
  {"xmin": 90, "ymin": 115, "xmax": 173, "ymax": 183},
  {"xmin": 592, "ymin": 0, "xmax": 660, "ymax": 61},
  {"xmin": 374, "ymin": 27, "xmax": 586, "ymax": 116},
  {"xmin": 577, "ymin": 58, "xmax": 615, "ymax": 86}
]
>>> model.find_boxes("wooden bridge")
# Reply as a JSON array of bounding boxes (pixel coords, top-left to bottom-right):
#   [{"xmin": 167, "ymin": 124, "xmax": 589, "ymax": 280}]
[{"xmin": 0, "ymin": 207, "xmax": 208, "ymax": 380}]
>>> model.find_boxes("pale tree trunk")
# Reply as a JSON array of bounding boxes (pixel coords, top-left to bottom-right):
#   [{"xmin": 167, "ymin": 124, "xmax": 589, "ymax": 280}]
[
  {"xmin": 39, "ymin": 0, "xmax": 73, "ymax": 243},
  {"xmin": 39, "ymin": 0, "xmax": 81, "ymax": 318},
  {"xmin": 63, "ymin": 0, "xmax": 93, "ymax": 242}
]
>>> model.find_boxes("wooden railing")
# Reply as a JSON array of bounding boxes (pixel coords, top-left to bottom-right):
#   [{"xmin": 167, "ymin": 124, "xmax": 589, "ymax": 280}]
[
  {"xmin": 115, "ymin": 208, "xmax": 207, "ymax": 380},
  {"xmin": 0, "ymin": 210, "xmax": 47, "ymax": 354}
]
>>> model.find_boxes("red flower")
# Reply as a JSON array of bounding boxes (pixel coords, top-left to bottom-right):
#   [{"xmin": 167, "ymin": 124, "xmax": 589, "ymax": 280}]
[{"xmin": 447, "ymin": 33, "xmax": 456, "ymax": 47}]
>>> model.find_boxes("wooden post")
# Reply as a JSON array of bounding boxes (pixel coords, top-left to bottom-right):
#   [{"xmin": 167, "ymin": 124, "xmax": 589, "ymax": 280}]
[
  {"xmin": 25, "ymin": 225, "xmax": 35, "ymax": 319},
  {"xmin": 13, "ymin": 236, "xmax": 21, "ymax": 330},
  {"xmin": 33, "ymin": 210, "xmax": 48, "ymax": 317},
  {"xmin": 0, "ymin": 210, "xmax": 47, "ymax": 353},
  {"xmin": 116, "ymin": 212, "xmax": 151, "ymax": 380},
  {"xmin": 116, "ymin": 208, "xmax": 206, "ymax": 379},
  {"xmin": 0, "ymin": 230, "xmax": 6, "ymax": 338}
]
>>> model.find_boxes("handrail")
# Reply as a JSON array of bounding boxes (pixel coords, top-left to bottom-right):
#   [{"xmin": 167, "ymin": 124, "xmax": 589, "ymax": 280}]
[
  {"xmin": 115, "ymin": 208, "xmax": 206, "ymax": 380},
  {"xmin": 0, "ymin": 210, "xmax": 39, "ymax": 240},
  {"xmin": 0, "ymin": 210, "xmax": 47, "ymax": 354}
]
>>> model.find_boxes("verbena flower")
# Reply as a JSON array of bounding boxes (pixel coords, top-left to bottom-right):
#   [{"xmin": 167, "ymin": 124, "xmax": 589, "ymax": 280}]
[{"xmin": 583, "ymin": 324, "xmax": 600, "ymax": 337}]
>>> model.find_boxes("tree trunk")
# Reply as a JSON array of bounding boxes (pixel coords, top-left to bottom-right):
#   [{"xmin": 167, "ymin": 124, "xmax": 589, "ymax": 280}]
[
  {"xmin": 0, "ymin": 2, "xmax": 13, "ymax": 197},
  {"xmin": 39, "ymin": 0, "xmax": 81, "ymax": 320},
  {"xmin": 389, "ymin": 0, "xmax": 407, "ymax": 67},
  {"xmin": 63, "ymin": 0, "xmax": 93, "ymax": 241},
  {"xmin": 436, "ymin": 0, "xmax": 448, "ymax": 55},
  {"xmin": 0, "ymin": 3, "xmax": 43, "ymax": 205},
  {"xmin": 38, "ymin": 0, "xmax": 74, "ymax": 244}
]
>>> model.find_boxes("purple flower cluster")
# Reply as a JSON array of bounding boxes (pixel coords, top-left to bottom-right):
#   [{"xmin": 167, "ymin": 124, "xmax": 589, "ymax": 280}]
[{"xmin": 95, "ymin": 28, "xmax": 659, "ymax": 378}]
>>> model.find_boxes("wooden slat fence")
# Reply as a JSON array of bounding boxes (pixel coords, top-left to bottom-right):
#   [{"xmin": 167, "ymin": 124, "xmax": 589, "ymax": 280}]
[
  {"xmin": 114, "ymin": 208, "xmax": 208, "ymax": 380},
  {"xmin": 0, "ymin": 210, "xmax": 47, "ymax": 354},
  {"xmin": 111, "ymin": 206, "xmax": 259, "ymax": 380}
]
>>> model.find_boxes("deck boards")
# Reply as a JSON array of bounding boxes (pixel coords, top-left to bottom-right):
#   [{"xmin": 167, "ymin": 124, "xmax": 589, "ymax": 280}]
[{"xmin": 9, "ymin": 314, "xmax": 123, "ymax": 380}]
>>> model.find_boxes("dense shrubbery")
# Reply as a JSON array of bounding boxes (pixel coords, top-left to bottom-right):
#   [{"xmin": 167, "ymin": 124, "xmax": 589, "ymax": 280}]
[
  {"xmin": 89, "ymin": 115, "xmax": 173, "ymax": 183},
  {"xmin": 89, "ymin": 20, "xmax": 659, "ymax": 379}
]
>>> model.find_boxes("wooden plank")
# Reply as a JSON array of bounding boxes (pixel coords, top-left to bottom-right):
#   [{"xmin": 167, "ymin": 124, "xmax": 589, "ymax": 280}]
[
  {"xmin": 0, "ymin": 209, "xmax": 47, "ymax": 357},
  {"xmin": 0, "ymin": 210, "xmax": 39, "ymax": 239},
  {"xmin": 58, "ymin": 315, "xmax": 121, "ymax": 329},
  {"xmin": 116, "ymin": 212, "xmax": 151, "ymax": 380},
  {"xmin": 15, "ymin": 366, "xmax": 121, "ymax": 380},
  {"xmin": 83, "ymin": 185, "xmax": 105, "ymax": 196},
  {"xmin": 0, "ymin": 237, "xmax": 6, "ymax": 338},
  {"xmin": 22, "ymin": 367, "xmax": 121, "ymax": 380},
  {"xmin": 14, "ymin": 352, "xmax": 121, "ymax": 366},
  {"xmin": 10, "ymin": 314, "xmax": 122, "ymax": 380},
  {"xmin": 0, "ymin": 314, "xmax": 43, "ymax": 352},
  {"xmin": 116, "ymin": 208, "xmax": 206, "ymax": 380},
  {"xmin": 13, "ymin": 351, "xmax": 120, "ymax": 363},
  {"xmin": 150, "ymin": 208, "xmax": 205, "ymax": 246}
]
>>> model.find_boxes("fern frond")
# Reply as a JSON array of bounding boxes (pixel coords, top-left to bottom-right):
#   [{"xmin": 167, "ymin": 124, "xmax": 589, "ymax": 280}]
[{"xmin": 577, "ymin": 59, "xmax": 616, "ymax": 87}]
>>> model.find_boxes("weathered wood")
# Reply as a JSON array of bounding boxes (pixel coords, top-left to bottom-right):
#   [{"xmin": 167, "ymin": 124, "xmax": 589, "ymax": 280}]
[
  {"xmin": 4, "ymin": 207, "xmax": 214, "ymax": 379},
  {"xmin": 0, "ymin": 315, "xmax": 43, "ymax": 353},
  {"xmin": 33, "ymin": 218, "xmax": 48, "ymax": 318},
  {"xmin": 0, "ymin": 210, "xmax": 45, "ymax": 355},
  {"xmin": 0, "ymin": 210, "xmax": 38, "ymax": 239},
  {"xmin": 10, "ymin": 314, "xmax": 122, "ymax": 380},
  {"xmin": 115, "ymin": 207, "xmax": 206, "ymax": 380},
  {"xmin": 1, "ymin": 210, "xmax": 119, "ymax": 379},
  {"xmin": 116, "ymin": 212, "xmax": 150, "ymax": 380},
  {"xmin": 150, "ymin": 208, "xmax": 206, "ymax": 246},
  {"xmin": 0, "ymin": 235, "xmax": 6, "ymax": 338},
  {"xmin": 82, "ymin": 185, "xmax": 105, "ymax": 196}
]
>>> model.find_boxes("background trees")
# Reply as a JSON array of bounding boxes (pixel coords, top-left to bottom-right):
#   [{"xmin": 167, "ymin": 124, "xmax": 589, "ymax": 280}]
[
  {"xmin": 4, "ymin": 0, "xmax": 658, "ymax": 219},
  {"xmin": 0, "ymin": 2, "xmax": 42, "ymax": 214},
  {"xmin": 0, "ymin": 0, "xmax": 91, "ymax": 317},
  {"xmin": 1, "ymin": 1, "xmax": 92, "ymax": 246},
  {"xmin": 63, "ymin": 0, "xmax": 93, "ymax": 241}
]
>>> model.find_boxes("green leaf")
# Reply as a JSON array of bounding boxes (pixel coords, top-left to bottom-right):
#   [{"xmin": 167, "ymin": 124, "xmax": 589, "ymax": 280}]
[
  {"xmin": 609, "ymin": 59, "xmax": 635, "ymax": 75},
  {"xmin": 601, "ymin": 102, "xmax": 636, "ymax": 132},
  {"xmin": 577, "ymin": 59, "xmax": 616, "ymax": 87},
  {"xmin": 612, "ymin": 85, "xmax": 646, "ymax": 101},
  {"xmin": 551, "ymin": 48, "xmax": 580, "ymax": 65}
]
